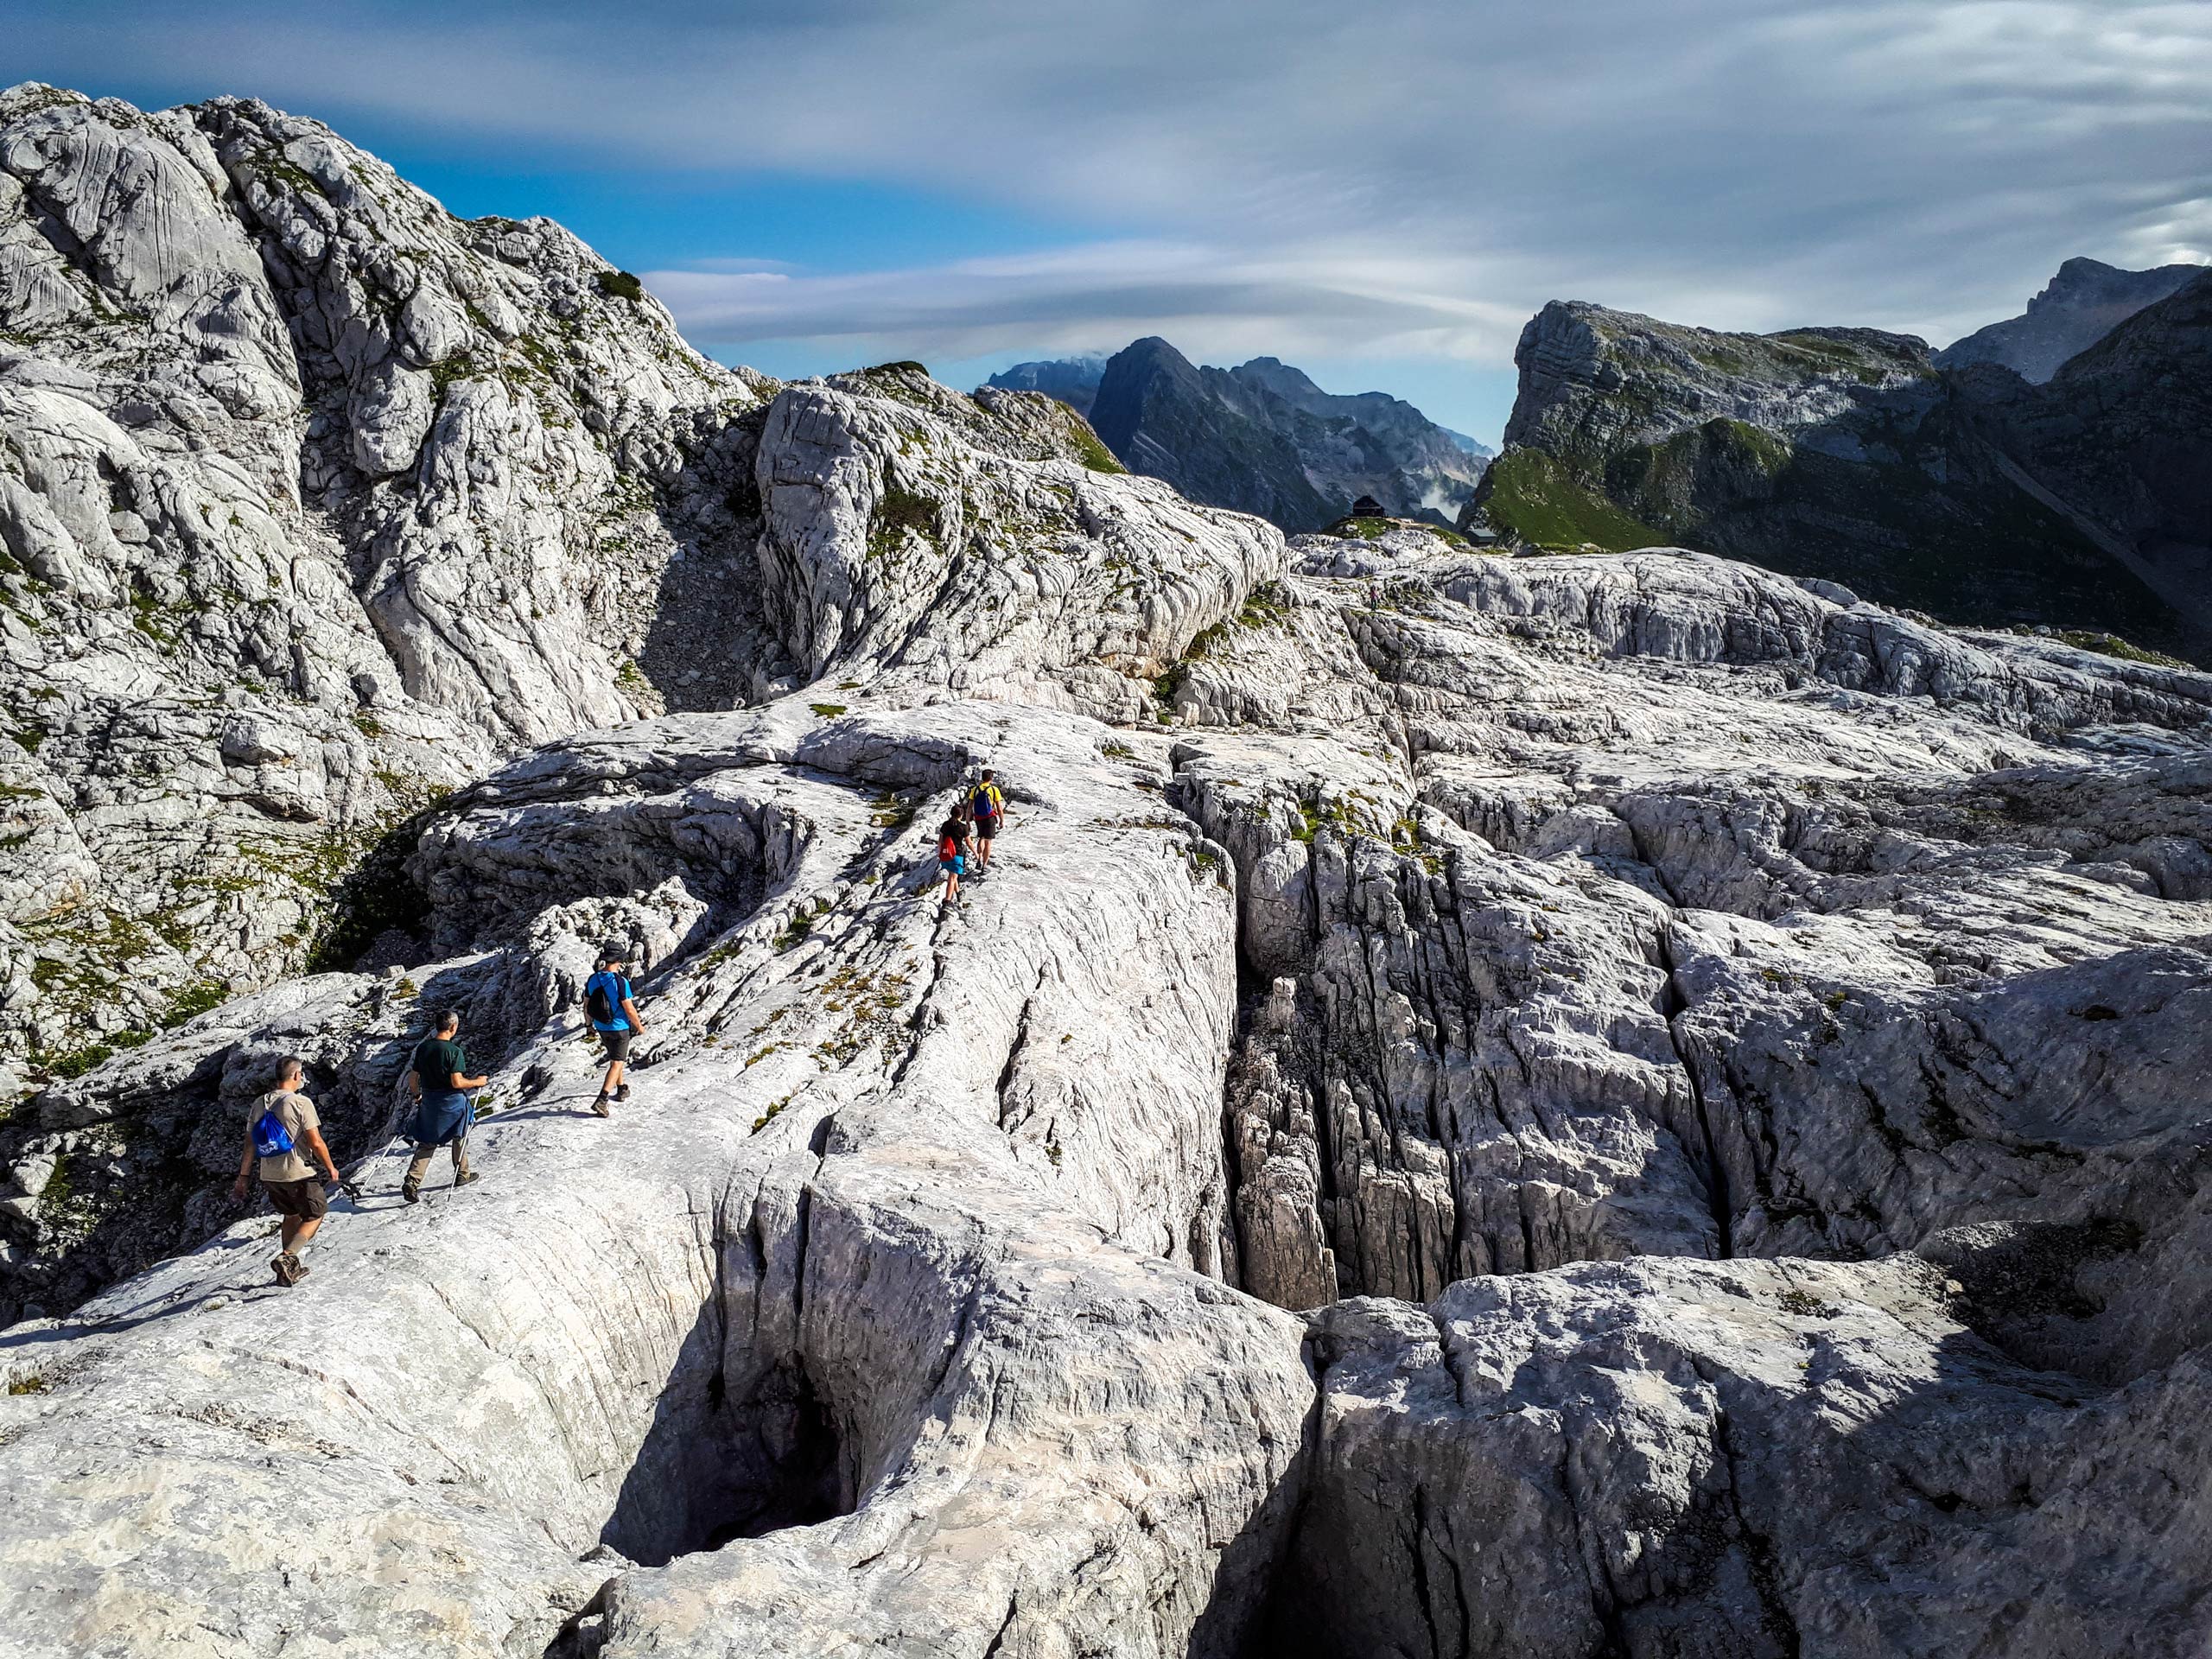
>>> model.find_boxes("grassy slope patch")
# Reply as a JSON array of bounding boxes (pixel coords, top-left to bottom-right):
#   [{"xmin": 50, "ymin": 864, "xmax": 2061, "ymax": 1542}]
[{"xmin": 1480, "ymin": 448, "xmax": 1667, "ymax": 552}]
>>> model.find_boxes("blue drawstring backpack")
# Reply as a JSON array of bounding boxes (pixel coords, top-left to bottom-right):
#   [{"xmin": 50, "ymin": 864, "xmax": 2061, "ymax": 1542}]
[{"xmin": 251, "ymin": 1109, "xmax": 296, "ymax": 1159}]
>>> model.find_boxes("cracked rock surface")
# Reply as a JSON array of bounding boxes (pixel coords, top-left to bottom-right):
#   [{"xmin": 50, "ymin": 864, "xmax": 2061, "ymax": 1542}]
[
  {"xmin": 0, "ymin": 84, "xmax": 1280, "ymax": 1321},
  {"xmin": 2, "ymin": 82, "xmax": 2210, "ymax": 1659}
]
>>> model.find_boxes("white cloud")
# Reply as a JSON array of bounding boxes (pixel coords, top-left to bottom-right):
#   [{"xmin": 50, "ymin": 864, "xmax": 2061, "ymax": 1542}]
[
  {"xmin": 15, "ymin": 0, "xmax": 2211, "ymax": 365},
  {"xmin": 646, "ymin": 238, "xmax": 1531, "ymax": 368}
]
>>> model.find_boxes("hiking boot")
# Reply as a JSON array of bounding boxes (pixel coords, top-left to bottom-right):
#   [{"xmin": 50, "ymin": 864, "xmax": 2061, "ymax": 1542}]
[
  {"xmin": 401, "ymin": 1177, "xmax": 422, "ymax": 1204},
  {"xmin": 271, "ymin": 1251, "xmax": 306, "ymax": 1287},
  {"xmin": 453, "ymin": 1170, "xmax": 480, "ymax": 1191},
  {"xmin": 592, "ymin": 1094, "xmax": 612, "ymax": 1117},
  {"xmin": 615, "ymin": 1084, "xmax": 631, "ymax": 1103}
]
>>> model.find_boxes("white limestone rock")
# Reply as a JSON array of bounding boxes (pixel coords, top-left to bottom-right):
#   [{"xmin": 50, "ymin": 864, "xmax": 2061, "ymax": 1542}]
[
  {"xmin": 756, "ymin": 368, "xmax": 1286, "ymax": 721},
  {"xmin": 1278, "ymin": 1255, "xmax": 2212, "ymax": 1658},
  {"xmin": 0, "ymin": 82, "xmax": 788, "ymax": 1090},
  {"xmin": 0, "ymin": 700, "xmax": 1313, "ymax": 1657},
  {"xmin": 1166, "ymin": 550, "xmax": 2212, "ymax": 1312},
  {"xmin": 3, "ymin": 79, "xmax": 2211, "ymax": 1659}
]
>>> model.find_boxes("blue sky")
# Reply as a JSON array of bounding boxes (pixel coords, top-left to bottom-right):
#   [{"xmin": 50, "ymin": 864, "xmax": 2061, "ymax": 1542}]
[{"xmin": 12, "ymin": 0, "xmax": 2210, "ymax": 445}]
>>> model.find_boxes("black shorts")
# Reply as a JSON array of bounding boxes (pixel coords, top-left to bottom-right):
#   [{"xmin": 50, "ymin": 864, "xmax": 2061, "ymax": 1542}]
[
  {"xmin": 264, "ymin": 1177, "xmax": 329, "ymax": 1220},
  {"xmin": 973, "ymin": 815, "xmax": 999, "ymax": 842},
  {"xmin": 598, "ymin": 1027, "xmax": 633, "ymax": 1062}
]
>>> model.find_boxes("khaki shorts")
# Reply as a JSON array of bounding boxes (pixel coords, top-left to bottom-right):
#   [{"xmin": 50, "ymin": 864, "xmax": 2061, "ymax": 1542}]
[{"xmin": 264, "ymin": 1177, "xmax": 329, "ymax": 1220}]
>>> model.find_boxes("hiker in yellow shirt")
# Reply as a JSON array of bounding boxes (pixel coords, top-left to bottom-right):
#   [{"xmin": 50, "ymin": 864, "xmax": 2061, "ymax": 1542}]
[{"xmin": 967, "ymin": 770, "xmax": 1009, "ymax": 876}]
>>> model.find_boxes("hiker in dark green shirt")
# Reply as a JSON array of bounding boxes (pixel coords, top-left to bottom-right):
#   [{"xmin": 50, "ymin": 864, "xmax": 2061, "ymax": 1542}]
[{"xmin": 404, "ymin": 1008, "xmax": 486, "ymax": 1203}]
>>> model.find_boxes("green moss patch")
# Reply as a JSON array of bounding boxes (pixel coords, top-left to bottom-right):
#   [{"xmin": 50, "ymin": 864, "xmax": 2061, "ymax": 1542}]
[
  {"xmin": 2044, "ymin": 629, "xmax": 2190, "ymax": 668},
  {"xmin": 1068, "ymin": 423, "xmax": 1127, "ymax": 474},
  {"xmin": 1478, "ymin": 449, "xmax": 1667, "ymax": 553},
  {"xmin": 869, "ymin": 482, "xmax": 940, "ymax": 559},
  {"xmin": 306, "ymin": 791, "xmax": 454, "ymax": 973}
]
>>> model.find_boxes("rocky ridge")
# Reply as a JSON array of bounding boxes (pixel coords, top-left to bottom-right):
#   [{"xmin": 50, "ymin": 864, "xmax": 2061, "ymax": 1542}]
[
  {"xmin": 0, "ymin": 84, "xmax": 1277, "ymax": 1316},
  {"xmin": 5, "ymin": 528, "xmax": 2209, "ymax": 1656},
  {"xmin": 0, "ymin": 80, "xmax": 788, "ymax": 1095},
  {"xmin": 995, "ymin": 340, "xmax": 1489, "ymax": 531},
  {"xmin": 1957, "ymin": 268, "xmax": 2212, "ymax": 654},
  {"xmin": 1936, "ymin": 256, "xmax": 2205, "ymax": 383},
  {"xmin": 1467, "ymin": 290, "xmax": 2209, "ymax": 659},
  {"xmin": 1, "ymin": 86, "xmax": 2209, "ymax": 1659}
]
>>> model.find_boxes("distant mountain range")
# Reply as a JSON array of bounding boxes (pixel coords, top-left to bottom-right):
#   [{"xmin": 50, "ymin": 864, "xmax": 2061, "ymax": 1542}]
[
  {"xmin": 987, "ymin": 353, "xmax": 1111, "ymax": 417},
  {"xmin": 1467, "ymin": 257, "xmax": 2212, "ymax": 658},
  {"xmin": 988, "ymin": 341, "xmax": 1490, "ymax": 531},
  {"xmin": 1936, "ymin": 257, "xmax": 2204, "ymax": 383}
]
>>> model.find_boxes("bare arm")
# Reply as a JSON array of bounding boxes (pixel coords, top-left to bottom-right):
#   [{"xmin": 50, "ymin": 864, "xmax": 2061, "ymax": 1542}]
[
  {"xmin": 231, "ymin": 1128, "xmax": 257, "ymax": 1203},
  {"xmin": 448, "ymin": 1069, "xmax": 488, "ymax": 1090},
  {"xmin": 302, "ymin": 1124, "xmax": 342, "ymax": 1185},
  {"xmin": 620, "ymin": 995, "xmax": 645, "ymax": 1033}
]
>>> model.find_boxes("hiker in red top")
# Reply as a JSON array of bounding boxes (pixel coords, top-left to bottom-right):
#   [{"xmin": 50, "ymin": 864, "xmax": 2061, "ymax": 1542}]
[{"xmin": 935, "ymin": 813, "xmax": 972, "ymax": 912}]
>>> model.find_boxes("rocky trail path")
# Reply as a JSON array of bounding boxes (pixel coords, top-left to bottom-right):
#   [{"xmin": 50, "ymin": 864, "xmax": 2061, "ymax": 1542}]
[{"xmin": 3, "ymin": 81, "xmax": 2210, "ymax": 1659}]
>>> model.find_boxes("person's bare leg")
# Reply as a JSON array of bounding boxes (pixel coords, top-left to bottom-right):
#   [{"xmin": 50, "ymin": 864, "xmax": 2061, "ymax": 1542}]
[
  {"xmin": 601, "ymin": 1057, "xmax": 625, "ymax": 1096},
  {"xmin": 280, "ymin": 1217, "xmax": 303, "ymax": 1255},
  {"xmin": 290, "ymin": 1213, "xmax": 322, "ymax": 1255}
]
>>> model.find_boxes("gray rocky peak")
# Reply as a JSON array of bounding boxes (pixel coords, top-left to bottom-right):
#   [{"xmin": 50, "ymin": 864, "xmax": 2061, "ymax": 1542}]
[
  {"xmin": 3, "ymin": 79, "xmax": 2210, "ymax": 1659},
  {"xmin": 1937, "ymin": 255, "xmax": 2207, "ymax": 383},
  {"xmin": 1471, "ymin": 293, "xmax": 2210, "ymax": 659},
  {"xmin": 983, "ymin": 352, "xmax": 1110, "ymax": 416},
  {"xmin": 995, "ymin": 339, "xmax": 1488, "ymax": 531}
]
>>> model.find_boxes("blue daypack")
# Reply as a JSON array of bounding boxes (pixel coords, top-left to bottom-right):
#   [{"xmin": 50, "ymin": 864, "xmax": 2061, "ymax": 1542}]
[
  {"xmin": 585, "ymin": 971, "xmax": 631, "ymax": 1031},
  {"xmin": 251, "ymin": 1109, "xmax": 296, "ymax": 1159}
]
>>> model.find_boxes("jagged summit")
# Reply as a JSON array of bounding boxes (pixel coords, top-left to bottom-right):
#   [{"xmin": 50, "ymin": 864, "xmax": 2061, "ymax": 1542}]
[
  {"xmin": 992, "ymin": 337, "xmax": 1488, "ymax": 531},
  {"xmin": 1937, "ymin": 255, "xmax": 2207, "ymax": 382},
  {"xmin": 983, "ymin": 351, "xmax": 1110, "ymax": 416},
  {"xmin": 3, "ymin": 84, "xmax": 2211, "ymax": 1659}
]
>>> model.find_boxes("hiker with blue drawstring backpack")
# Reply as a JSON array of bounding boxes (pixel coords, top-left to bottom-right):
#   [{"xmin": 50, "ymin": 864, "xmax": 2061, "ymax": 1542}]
[
  {"xmin": 230, "ymin": 1056, "xmax": 343, "ymax": 1287},
  {"xmin": 585, "ymin": 945, "xmax": 645, "ymax": 1116}
]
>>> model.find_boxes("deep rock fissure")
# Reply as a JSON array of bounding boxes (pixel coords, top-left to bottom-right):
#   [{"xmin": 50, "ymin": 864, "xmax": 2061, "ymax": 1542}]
[
  {"xmin": 598, "ymin": 1250, "xmax": 848, "ymax": 1569},
  {"xmin": 1657, "ymin": 934, "xmax": 1736, "ymax": 1260}
]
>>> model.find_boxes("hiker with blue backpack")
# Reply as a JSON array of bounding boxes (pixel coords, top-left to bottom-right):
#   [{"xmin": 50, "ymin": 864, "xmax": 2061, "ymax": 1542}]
[
  {"xmin": 403, "ymin": 1008, "xmax": 486, "ymax": 1203},
  {"xmin": 230, "ymin": 1056, "xmax": 344, "ymax": 1287},
  {"xmin": 966, "ymin": 770, "xmax": 1009, "ymax": 877},
  {"xmin": 585, "ymin": 946, "xmax": 645, "ymax": 1117}
]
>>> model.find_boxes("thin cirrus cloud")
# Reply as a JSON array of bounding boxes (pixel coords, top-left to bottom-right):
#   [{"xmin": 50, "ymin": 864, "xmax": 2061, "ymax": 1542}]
[
  {"xmin": 10, "ymin": 0, "xmax": 2210, "ymax": 402},
  {"xmin": 644, "ymin": 241, "xmax": 1535, "ymax": 369}
]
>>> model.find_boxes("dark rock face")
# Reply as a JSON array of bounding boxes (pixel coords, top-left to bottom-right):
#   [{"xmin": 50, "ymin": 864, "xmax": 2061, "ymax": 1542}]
[
  {"xmin": 1961, "ymin": 270, "xmax": 2212, "ymax": 650},
  {"xmin": 1227, "ymin": 353, "xmax": 1492, "ymax": 516},
  {"xmin": 995, "ymin": 341, "xmax": 1489, "ymax": 531},
  {"xmin": 1089, "ymin": 337, "xmax": 1342, "ymax": 531},
  {"xmin": 1936, "ymin": 257, "xmax": 2206, "ymax": 383},
  {"xmin": 1469, "ymin": 290, "xmax": 2212, "ymax": 659}
]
